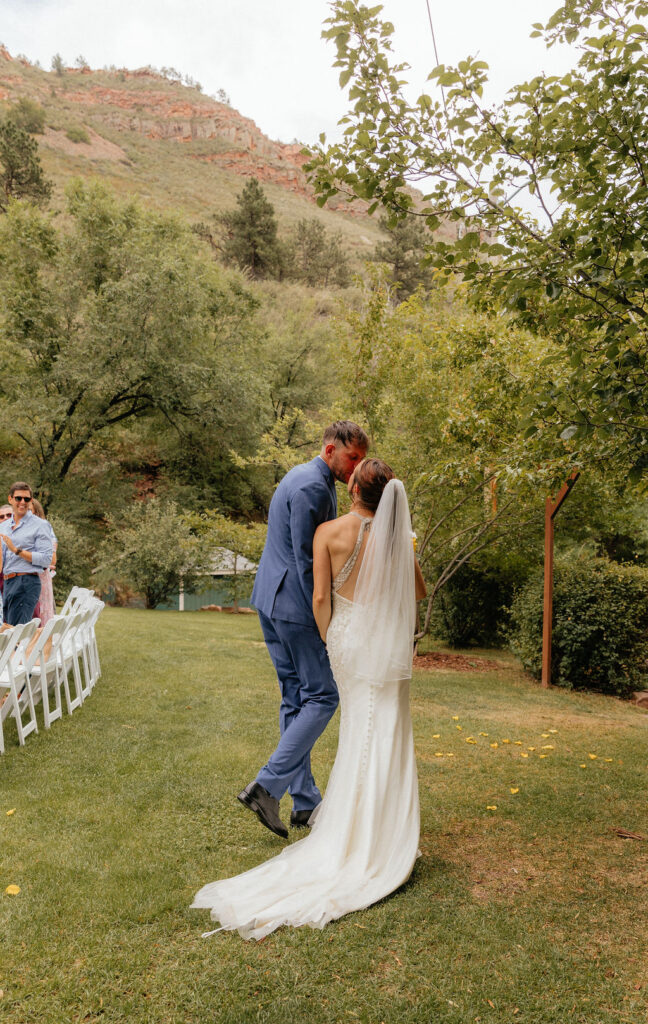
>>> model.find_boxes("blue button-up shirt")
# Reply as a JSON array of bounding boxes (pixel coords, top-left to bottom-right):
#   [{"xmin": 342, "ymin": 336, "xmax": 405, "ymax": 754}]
[{"xmin": 0, "ymin": 511, "xmax": 53, "ymax": 575}]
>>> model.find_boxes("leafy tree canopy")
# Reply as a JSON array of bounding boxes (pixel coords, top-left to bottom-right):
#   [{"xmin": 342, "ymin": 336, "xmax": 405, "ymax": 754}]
[
  {"xmin": 308, "ymin": 0, "xmax": 648, "ymax": 479},
  {"xmin": 98, "ymin": 500, "xmax": 206, "ymax": 609},
  {"xmin": 0, "ymin": 181, "xmax": 262, "ymax": 508}
]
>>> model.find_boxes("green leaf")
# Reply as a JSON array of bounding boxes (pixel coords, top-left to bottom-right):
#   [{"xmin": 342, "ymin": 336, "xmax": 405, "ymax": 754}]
[{"xmin": 560, "ymin": 425, "xmax": 579, "ymax": 441}]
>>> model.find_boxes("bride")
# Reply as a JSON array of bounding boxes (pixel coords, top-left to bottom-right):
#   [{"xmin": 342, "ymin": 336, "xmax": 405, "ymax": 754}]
[{"xmin": 192, "ymin": 458, "xmax": 427, "ymax": 940}]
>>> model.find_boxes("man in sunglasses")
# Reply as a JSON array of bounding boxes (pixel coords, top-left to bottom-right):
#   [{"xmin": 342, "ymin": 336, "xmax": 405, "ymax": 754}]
[{"xmin": 0, "ymin": 482, "xmax": 53, "ymax": 626}]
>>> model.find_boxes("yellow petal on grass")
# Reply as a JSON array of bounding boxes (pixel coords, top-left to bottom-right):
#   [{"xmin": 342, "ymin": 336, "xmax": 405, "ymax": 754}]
[
  {"xmin": 446, "ymin": 752, "xmax": 455, "ymax": 757},
  {"xmin": 579, "ymin": 763, "xmax": 587, "ymax": 768},
  {"xmin": 432, "ymin": 734, "xmax": 441, "ymax": 739},
  {"xmin": 513, "ymin": 741, "xmax": 522, "ymax": 746},
  {"xmin": 588, "ymin": 753, "xmax": 598, "ymax": 760},
  {"xmin": 490, "ymin": 742, "xmax": 499, "ymax": 748},
  {"xmin": 510, "ymin": 788, "xmax": 519, "ymax": 794},
  {"xmin": 452, "ymin": 716, "xmax": 459, "ymax": 721},
  {"xmin": 486, "ymin": 805, "xmax": 498, "ymax": 811},
  {"xmin": 541, "ymin": 745, "xmax": 555, "ymax": 750},
  {"xmin": 5, "ymin": 885, "xmax": 20, "ymax": 895},
  {"xmin": 539, "ymin": 754, "xmax": 548, "ymax": 759},
  {"xmin": 434, "ymin": 752, "xmax": 444, "ymax": 757},
  {"xmin": 466, "ymin": 737, "xmax": 477, "ymax": 744},
  {"xmin": 548, "ymin": 729, "xmax": 558, "ymax": 734},
  {"xmin": 502, "ymin": 738, "xmax": 511, "ymax": 744},
  {"xmin": 604, "ymin": 758, "xmax": 613, "ymax": 763},
  {"xmin": 479, "ymin": 732, "xmax": 489, "ymax": 737},
  {"xmin": 541, "ymin": 733, "xmax": 550, "ymax": 738},
  {"xmin": 456, "ymin": 725, "xmax": 463, "ymax": 731},
  {"xmin": 6, "ymin": 809, "xmax": 16, "ymax": 816},
  {"xmin": 520, "ymin": 752, "xmax": 529, "ymax": 758},
  {"xmin": 527, "ymin": 746, "xmax": 536, "ymax": 751}
]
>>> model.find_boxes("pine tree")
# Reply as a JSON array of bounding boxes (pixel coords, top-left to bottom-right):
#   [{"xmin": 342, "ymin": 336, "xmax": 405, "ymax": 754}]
[
  {"xmin": 372, "ymin": 216, "xmax": 433, "ymax": 302},
  {"xmin": 0, "ymin": 119, "xmax": 52, "ymax": 212},
  {"xmin": 218, "ymin": 178, "xmax": 283, "ymax": 279}
]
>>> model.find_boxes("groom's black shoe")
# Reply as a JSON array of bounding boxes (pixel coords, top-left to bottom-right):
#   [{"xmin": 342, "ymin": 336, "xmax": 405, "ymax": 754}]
[
  {"xmin": 237, "ymin": 782, "xmax": 288, "ymax": 839},
  {"xmin": 290, "ymin": 809, "xmax": 314, "ymax": 828}
]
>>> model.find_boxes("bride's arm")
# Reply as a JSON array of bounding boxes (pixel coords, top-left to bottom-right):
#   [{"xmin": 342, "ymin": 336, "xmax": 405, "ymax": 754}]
[{"xmin": 312, "ymin": 526, "xmax": 333, "ymax": 642}]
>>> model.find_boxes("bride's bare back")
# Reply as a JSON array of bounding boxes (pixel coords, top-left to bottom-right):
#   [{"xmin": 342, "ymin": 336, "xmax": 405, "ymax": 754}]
[
  {"xmin": 314, "ymin": 510, "xmax": 372, "ymax": 605},
  {"xmin": 313, "ymin": 506, "xmax": 426, "ymax": 643}
]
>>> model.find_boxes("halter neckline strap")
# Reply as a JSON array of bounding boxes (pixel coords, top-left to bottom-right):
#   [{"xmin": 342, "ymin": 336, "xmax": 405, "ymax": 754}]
[{"xmin": 334, "ymin": 514, "xmax": 372, "ymax": 592}]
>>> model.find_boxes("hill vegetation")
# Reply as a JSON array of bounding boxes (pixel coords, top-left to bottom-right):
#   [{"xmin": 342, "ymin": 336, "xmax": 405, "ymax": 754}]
[{"xmin": 0, "ymin": 45, "xmax": 383, "ymax": 255}]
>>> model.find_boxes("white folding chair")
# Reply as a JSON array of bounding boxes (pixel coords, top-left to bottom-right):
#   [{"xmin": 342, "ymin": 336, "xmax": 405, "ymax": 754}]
[
  {"xmin": 0, "ymin": 622, "xmax": 40, "ymax": 752},
  {"xmin": 59, "ymin": 611, "xmax": 88, "ymax": 712},
  {"xmin": 84, "ymin": 598, "xmax": 104, "ymax": 690},
  {"xmin": 26, "ymin": 616, "xmax": 71, "ymax": 728},
  {"xmin": 59, "ymin": 586, "xmax": 94, "ymax": 617}
]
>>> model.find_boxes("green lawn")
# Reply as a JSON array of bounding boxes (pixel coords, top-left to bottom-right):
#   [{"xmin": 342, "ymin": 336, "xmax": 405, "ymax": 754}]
[{"xmin": 1, "ymin": 608, "xmax": 646, "ymax": 1024}]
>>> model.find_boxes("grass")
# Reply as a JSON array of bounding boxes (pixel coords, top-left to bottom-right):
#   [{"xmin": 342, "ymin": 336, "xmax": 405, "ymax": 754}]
[{"xmin": 1, "ymin": 607, "xmax": 647, "ymax": 1024}]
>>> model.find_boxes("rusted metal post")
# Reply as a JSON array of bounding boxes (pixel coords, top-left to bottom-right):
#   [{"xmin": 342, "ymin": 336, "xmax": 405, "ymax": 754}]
[
  {"xmin": 541, "ymin": 471, "xmax": 580, "ymax": 688},
  {"xmin": 541, "ymin": 498, "xmax": 555, "ymax": 688}
]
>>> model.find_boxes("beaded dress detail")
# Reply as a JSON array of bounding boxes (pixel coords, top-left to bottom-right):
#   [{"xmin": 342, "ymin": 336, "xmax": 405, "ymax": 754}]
[{"xmin": 192, "ymin": 510, "xmax": 420, "ymax": 941}]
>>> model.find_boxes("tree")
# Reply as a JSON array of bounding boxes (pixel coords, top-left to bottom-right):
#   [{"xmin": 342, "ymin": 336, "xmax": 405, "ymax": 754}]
[
  {"xmin": 183, "ymin": 510, "xmax": 266, "ymax": 610},
  {"xmin": 0, "ymin": 181, "xmax": 261, "ymax": 507},
  {"xmin": 288, "ymin": 218, "xmax": 351, "ymax": 287},
  {"xmin": 334, "ymin": 278, "xmax": 574, "ymax": 642},
  {"xmin": 51, "ymin": 54, "xmax": 64, "ymax": 76},
  {"xmin": 47, "ymin": 514, "xmax": 95, "ymax": 603},
  {"xmin": 0, "ymin": 118, "xmax": 52, "ymax": 211},
  {"xmin": 218, "ymin": 177, "xmax": 284, "ymax": 279},
  {"xmin": 372, "ymin": 216, "xmax": 433, "ymax": 302},
  {"xmin": 308, "ymin": 0, "xmax": 648, "ymax": 478},
  {"xmin": 227, "ymin": 282, "xmax": 342, "ymax": 488},
  {"xmin": 99, "ymin": 500, "xmax": 205, "ymax": 609}
]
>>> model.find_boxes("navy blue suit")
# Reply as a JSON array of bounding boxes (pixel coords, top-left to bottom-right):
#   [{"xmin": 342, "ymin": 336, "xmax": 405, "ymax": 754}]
[{"xmin": 251, "ymin": 457, "xmax": 339, "ymax": 810}]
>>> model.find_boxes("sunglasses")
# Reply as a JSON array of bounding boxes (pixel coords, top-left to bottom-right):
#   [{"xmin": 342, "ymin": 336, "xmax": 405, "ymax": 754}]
[
  {"xmin": 12, "ymin": 496, "xmax": 31, "ymax": 503},
  {"xmin": 0, "ymin": 513, "xmax": 10, "ymax": 520}
]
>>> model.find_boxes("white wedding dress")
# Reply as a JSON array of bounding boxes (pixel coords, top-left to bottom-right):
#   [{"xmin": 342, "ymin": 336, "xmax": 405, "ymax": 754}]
[{"xmin": 192, "ymin": 489, "xmax": 420, "ymax": 941}]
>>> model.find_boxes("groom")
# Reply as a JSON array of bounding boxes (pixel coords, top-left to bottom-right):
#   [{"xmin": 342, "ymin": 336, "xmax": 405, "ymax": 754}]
[{"xmin": 239, "ymin": 421, "xmax": 369, "ymax": 838}]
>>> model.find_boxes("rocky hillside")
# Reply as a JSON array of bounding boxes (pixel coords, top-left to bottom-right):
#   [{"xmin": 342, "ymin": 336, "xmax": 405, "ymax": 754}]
[{"xmin": 0, "ymin": 46, "xmax": 386, "ymax": 257}]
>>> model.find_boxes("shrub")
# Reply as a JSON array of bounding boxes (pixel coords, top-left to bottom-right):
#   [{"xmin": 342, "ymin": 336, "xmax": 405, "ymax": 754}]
[
  {"xmin": 509, "ymin": 556, "xmax": 648, "ymax": 697},
  {"xmin": 8, "ymin": 97, "xmax": 46, "ymax": 134},
  {"xmin": 97, "ymin": 500, "xmax": 207, "ymax": 609},
  {"xmin": 435, "ymin": 562, "xmax": 520, "ymax": 648},
  {"xmin": 66, "ymin": 125, "xmax": 90, "ymax": 144}
]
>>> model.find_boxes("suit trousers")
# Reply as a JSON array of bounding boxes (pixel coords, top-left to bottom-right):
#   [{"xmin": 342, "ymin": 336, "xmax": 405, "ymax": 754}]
[
  {"xmin": 3, "ymin": 574, "xmax": 42, "ymax": 626},
  {"xmin": 255, "ymin": 612, "xmax": 339, "ymax": 811}
]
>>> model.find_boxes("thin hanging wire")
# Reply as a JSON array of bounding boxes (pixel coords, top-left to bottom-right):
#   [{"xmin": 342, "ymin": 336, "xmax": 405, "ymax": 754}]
[
  {"xmin": 424, "ymin": 0, "xmax": 442, "ymax": 67},
  {"xmin": 424, "ymin": 0, "xmax": 447, "ymax": 114}
]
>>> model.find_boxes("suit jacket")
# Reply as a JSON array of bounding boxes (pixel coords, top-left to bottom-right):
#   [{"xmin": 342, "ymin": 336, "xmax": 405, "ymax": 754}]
[{"xmin": 252, "ymin": 457, "xmax": 337, "ymax": 625}]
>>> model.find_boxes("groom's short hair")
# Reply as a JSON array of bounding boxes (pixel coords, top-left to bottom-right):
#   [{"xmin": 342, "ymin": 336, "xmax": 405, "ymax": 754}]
[{"xmin": 322, "ymin": 421, "xmax": 369, "ymax": 450}]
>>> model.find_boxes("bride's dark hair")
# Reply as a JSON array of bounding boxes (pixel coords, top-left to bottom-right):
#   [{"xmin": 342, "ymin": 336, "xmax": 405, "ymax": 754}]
[{"xmin": 354, "ymin": 458, "xmax": 394, "ymax": 512}]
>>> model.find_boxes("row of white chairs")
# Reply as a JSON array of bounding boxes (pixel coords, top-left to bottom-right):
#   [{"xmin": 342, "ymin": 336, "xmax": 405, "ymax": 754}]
[{"xmin": 0, "ymin": 587, "xmax": 104, "ymax": 754}]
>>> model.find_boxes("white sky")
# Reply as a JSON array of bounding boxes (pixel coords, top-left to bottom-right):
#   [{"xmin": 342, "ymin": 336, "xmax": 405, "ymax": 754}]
[{"xmin": 1, "ymin": 1, "xmax": 573, "ymax": 144}]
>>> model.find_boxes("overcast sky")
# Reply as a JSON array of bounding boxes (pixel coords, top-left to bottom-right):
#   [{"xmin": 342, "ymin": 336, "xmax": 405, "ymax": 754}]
[{"xmin": 1, "ymin": 1, "xmax": 573, "ymax": 144}]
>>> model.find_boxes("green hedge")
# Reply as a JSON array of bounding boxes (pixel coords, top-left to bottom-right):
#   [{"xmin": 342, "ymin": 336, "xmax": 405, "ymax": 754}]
[
  {"xmin": 509, "ymin": 557, "xmax": 648, "ymax": 697},
  {"xmin": 435, "ymin": 563, "xmax": 520, "ymax": 648}
]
